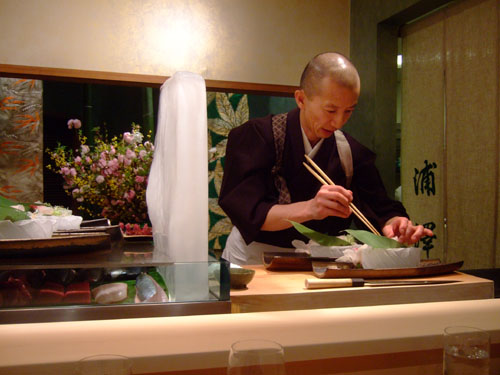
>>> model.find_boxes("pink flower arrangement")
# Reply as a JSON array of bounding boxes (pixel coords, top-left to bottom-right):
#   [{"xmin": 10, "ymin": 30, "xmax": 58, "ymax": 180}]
[
  {"xmin": 47, "ymin": 122, "xmax": 154, "ymax": 224},
  {"xmin": 67, "ymin": 119, "xmax": 81, "ymax": 129}
]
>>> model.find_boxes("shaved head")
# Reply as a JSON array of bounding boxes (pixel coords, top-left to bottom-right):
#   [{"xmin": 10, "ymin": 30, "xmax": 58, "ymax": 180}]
[{"xmin": 299, "ymin": 52, "xmax": 360, "ymax": 97}]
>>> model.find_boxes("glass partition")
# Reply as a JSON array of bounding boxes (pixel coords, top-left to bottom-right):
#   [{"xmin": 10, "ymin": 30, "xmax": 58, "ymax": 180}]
[{"xmin": 0, "ymin": 234, "xmax": 231, "ymax": 324}]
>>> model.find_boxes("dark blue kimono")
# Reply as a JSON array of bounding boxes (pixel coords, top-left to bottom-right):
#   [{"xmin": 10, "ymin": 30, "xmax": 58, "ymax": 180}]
[{"xmin": 219, "ymin": 108, "xmax": 408, "ymax": 248}]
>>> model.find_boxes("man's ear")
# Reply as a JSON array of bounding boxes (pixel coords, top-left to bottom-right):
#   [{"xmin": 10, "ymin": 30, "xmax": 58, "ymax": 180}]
[{"xmin": 294, "ymin": 89, "xmax": 306, "ymax": 109}]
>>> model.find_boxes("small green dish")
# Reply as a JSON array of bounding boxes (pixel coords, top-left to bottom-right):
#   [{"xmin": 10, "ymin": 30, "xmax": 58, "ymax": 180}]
[{"xmin": 230, "ymin": 268, "xmax": 256, "ymax": 289}]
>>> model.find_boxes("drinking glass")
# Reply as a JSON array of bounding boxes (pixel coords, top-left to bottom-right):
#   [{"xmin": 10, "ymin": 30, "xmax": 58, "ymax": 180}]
[
  {"xmin": 77, "ymin": 354, "xmax": 132, "ymax": 375},
  {"xmin": 443, "ymin": 326, "xmax": 490, "ymax": 375},
  {"xmin": 227, "ymin": 339, "xmax": 286, "ymax": 375}
]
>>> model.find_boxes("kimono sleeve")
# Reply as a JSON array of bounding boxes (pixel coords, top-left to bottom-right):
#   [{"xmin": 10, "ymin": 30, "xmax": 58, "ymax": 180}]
[{"xmin": 218, "ymin": 119, "xmax": 278, "ymax": 244}]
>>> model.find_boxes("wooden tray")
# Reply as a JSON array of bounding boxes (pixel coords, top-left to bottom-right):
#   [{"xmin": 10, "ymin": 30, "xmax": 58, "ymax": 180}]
[
  {"xmin": 119, "ymin": 228, "xmax": 153, "ymax": 242},
  {"xmin": 312, "ymin": 260, "xmax": 464, "ymax": 279},
  {"xmin": 122, "ymin": 233, "xmax": 153, "ymax": 242},
  {"xmin": 0, "ymin": 232, "xmax": 111, "ymax": 257},
  {"xmin": 263, "ymin": 252, "xmax": 345, "ymax": 271},
  {"xmin": 56, "ymin": 225, "xmax": 122, "ymax": 242}
]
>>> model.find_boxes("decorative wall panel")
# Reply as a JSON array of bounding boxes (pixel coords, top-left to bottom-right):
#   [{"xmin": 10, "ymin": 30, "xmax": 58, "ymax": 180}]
[
  {"xmin": 207, "ymin": 93, "xmax": 248, "ymax": 250},
  {"xmin": 445, "ymin": 0, "xmax": 498, "ymax": 268},
  {"xmin": 401, "ymin": 0, "xmax": 499, "ymax": 269},
  {"xmin": 207, "ymin": 92, "xmax": 296, "ymax": 250},
  {"xmin": 401, "ymin": 12, "xmax": 445, "ymax": 261},
  {"xmin": 0, "ymin": 78, "xmax": 43, "ymax": 203}
]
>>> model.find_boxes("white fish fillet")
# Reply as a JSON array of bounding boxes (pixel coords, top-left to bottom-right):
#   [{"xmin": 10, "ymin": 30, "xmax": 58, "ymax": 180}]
[
  {"xmin": 135, "ymin": 274, "xmax": 168, "ymax": 303},
  {"xmin": 91, "ymin": 282, "xmax": 128, "ymax": 304}
]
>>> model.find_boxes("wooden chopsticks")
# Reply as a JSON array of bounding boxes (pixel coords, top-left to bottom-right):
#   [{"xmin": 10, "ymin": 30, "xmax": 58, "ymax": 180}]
[{"xmin": 303, "ymin": 154, "xmax": 381, "ymax": 236}]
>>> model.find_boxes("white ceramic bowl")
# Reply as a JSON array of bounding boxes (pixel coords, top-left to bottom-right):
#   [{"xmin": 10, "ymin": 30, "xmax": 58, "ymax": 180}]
[
  {"xmin": 360, "ymin": 246, "xmax": 421, "ymax": 269},
  {"xmin": 0, "ymin": 218, "xmax": 55, "ymax": 240}
]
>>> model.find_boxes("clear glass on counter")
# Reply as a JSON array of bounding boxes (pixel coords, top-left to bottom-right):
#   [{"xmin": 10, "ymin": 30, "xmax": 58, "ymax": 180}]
[{"xmin": 0, "ymin": 234, "xmax": 230, "ymax": 324}]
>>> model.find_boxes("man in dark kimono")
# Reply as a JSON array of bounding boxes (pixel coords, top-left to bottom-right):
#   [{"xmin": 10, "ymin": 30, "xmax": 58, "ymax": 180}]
[{"xmin": 219, "ymin": 52, "xmax": 433, "ymax": 264}]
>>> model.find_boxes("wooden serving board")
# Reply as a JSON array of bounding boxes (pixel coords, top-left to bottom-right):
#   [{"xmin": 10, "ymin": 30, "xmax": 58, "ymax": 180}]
[
  {"xmin": 56, "ymin": 225, "xmax": 122, "ymax": 242},
  {"xmin": 262, "ymin": 252, "xmax": 342, "ymax": 271},
  {"xmin": 0, "ymin": 232, "xmax": 111, "ymax": 257},
  {"xmin": 312, "ymin": 260, "xmax": 464, "ymax": 279}
]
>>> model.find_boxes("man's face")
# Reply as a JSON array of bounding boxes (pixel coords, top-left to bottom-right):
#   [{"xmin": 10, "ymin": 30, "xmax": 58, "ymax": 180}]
[{"xmin": 295, "ymin": 77, "xmax": 359, "ymax": 145}]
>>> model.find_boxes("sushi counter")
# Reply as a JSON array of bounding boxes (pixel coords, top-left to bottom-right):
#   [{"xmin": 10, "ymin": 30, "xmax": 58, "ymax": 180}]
[
  {"xmin": 0, "ymin": 225, "xmax": 496, "ymax": 323},
  {"xmin": 0, "ymin": 232, "xmax": 499, "ymax": 374},
  {"xmin": 230, "ymin": 265, "xmax": 495, "ymax": 313},
  {"xmin": 0, "ymin": 236, "xmax": 231, "ymax": 324},
  {"xmin": 0, "ymin": 299, "xmax": 499, "ymax": 374}
]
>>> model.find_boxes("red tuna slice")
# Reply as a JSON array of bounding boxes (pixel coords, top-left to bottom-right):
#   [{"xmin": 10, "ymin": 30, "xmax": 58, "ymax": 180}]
[
  {"xmin": 0, "ymin": 276, "xmax": 33, "ymax": 307},
  {"xmin": 63, "ymin": 281, "xmax": 91, "ymax": 304},
  {"xmin": 35, "ymin": 281, "xmax": 65, "ymax": 305}
]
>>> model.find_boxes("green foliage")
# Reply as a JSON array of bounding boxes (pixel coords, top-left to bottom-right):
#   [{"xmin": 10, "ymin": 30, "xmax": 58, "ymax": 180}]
[
  {"xmin": 289, "ymin": 221, "xmax": 352, "ymax": 246},
  {"xmin": 345, "ymin": 229, "xmax": 405, "ymax": 248},
  {"xmin": 0, "ymin": 196, "xmax": 30, "ymax": 221},
  {"xmin": 289, "ymin": 221, "xmax": 405, "ymax": 249},
  {"xmin": 0, "ymin": 206, "xmax": 29, "ymax": 222}
]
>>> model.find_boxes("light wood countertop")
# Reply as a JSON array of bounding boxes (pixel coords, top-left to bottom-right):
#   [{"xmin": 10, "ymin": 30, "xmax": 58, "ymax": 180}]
[
  {"xmin": 230, "ymin": 266, "xmax": 494, "ymax": 313},
  {"xmin": 0, "ymin": 299, "xmax": 499, "ymax": 375}
]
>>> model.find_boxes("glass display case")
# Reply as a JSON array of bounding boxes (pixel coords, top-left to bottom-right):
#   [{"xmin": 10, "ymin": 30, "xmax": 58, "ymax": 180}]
[{"xmin": 0, "ymin": 226, "xmax": 230, "ymax": 324}]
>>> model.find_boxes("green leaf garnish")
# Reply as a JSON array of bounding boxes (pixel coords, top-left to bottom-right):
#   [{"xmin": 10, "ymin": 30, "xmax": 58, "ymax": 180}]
[
  {"xmin": 289, "ymin": 221, "xmax": 351, "ymax": 246},
  {"xmin": 0, "ymin": 196, "xmax": 31, "ymax": 221},
  {"xmin": 0, "ymin": 206, "xmax": 30, "ymax": 222},
  {"xmin": 0, "ymin": 196, "xmax": 32, "ymax": 212},
  {"xmin": 345, "ymin": 229, "xmax": 405, "ymax": 248}
]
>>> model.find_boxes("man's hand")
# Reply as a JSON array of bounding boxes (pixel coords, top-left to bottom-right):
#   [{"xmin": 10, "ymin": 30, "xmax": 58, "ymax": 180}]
[
  {"xmin": 383, "ymin": 216, "xmax": 433, "ymax": 245},
  {"xmin": 307, "ymin": 185, "xmax": 353, "ymax": 220},
  {"xmin": 261, "ymin": 185, "xmax": 353, "ymax": 231}
]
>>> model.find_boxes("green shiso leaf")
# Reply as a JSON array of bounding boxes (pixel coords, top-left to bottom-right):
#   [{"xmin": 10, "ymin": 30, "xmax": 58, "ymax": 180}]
[
  {"xmin": 289, "ymin": 221, "xmax": 351, "ymax": 246},
  {"xmin": 345, "ymin": 229, "xmax": 405, "ymax": 248},
  {"xmin": 0, "ymin": 196, "xmax": 31, "ymax": 221},
  {"xmin": 0, "ymin": 195, "xmax": 19, "ymax": 208},
  {"xmin": 0, "ymin": 196, "xmax": 32, "ymax": 210},
  {"xmin": 0, "ymin": 206, "xmax": 30, "ymax": 222}
]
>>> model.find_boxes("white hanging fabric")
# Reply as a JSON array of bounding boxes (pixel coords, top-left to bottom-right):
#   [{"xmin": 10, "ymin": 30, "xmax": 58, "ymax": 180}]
[{"xmin": 146, "ymin": 71, "xmax": 208, "ymax": 263}]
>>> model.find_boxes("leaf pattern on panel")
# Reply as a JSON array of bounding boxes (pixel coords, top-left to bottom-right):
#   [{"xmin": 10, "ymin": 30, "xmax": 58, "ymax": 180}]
[
  {"xmin": 234, "ymin": 94, "xmax": 249, "ymax": 126},
  {"xmin": 212, "ymin": 158, "xmax": 225, "ymax": 197},
  {"xmin": 209, "ymin": 196, "xmax": 228, "ymax": 217},
  {"xmin": 0, "ymin": 140, "xmax": 24, "ymax": 156},
  {"xmin": 208, "ymin": 217, "xmax": 232, "ymax": 239},
  {"xmin": 0, "ymin": 96, "xmax": 24, "ymax": 111},
  {"xmin": 207, "ymin": 92, "xmax": 249, "ymax": 250},
  {"xmin": 14, "ymin": 112, "xmax": 40, "ymax": 134},
  {"xmin": 0, "ymin": 77, "xmax": 43, "ymax": 202},
  {"xmin": 208, "ymin": 198, "xmax": 232, "ymax": 241},
  {"xmin": 12, "ymin": 79, "xmax": 36, "ymax": 89},
  {"xmin": 14, "ymin": 154, "xmax": 40, "ymax": 176},
  {"xmin": 207, "ymin": 117, "xmax": 234, "ymax": 138},
  {"xmin": 215, "ymin": 93, "xmax": 236, "ymax": 125},
  {"xmin": 0, "ymin": 185, "xmax": 23, "ymax": 201},
  {"xmin": 206, "ymin": 92, "xmax": 216, "ymax": 107}
]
